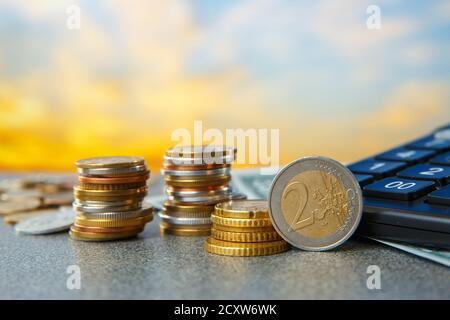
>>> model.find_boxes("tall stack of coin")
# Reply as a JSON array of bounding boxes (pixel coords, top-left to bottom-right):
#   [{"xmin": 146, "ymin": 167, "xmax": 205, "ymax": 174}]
[
  {"xmin": 70, "ymin": 156, "xmax": 153, "ymax": 241},
  {"xmin": 204, "ymin": 200, "xmax": 289, "ymax": 256},
  {"xmin": 160, "ymin": 146, "xmax": 245, "ymax": 236}
]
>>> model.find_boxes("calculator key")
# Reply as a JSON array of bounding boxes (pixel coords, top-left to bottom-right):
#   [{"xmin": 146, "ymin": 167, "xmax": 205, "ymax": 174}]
[
  {"xmin": 363, "ymin": 177, "xmax": 435, "ymax": 201},
  {"xmin": 375, "ymin": 148, "xmax": 435, "ymax": 163},
  {"xmin": 353, "ymin": 174, "xmax": 374, "ymax": 187},
  {"xmin": 427, "ymin": 185, "xmax": 450, "ymax": 206},
  {"xmin": 397, "ymin": 164, "xmax": 450, "ymax": 184},
  {"xmin": 407, "ymin": 136, "xmax": 450, "ymax": 151},
  {"xmin": 348, "ymin": 159, "xmax": 407, "ymax": 178},
  {"xmin": 430, "ymin": 152, "xmax": 450, "ymax": 166}
]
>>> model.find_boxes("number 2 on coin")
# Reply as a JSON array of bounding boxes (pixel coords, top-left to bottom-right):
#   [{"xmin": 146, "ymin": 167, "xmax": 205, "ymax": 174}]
[{"xmin": 282, "ymin": 181, "xmax": 313, "ymax": 231}]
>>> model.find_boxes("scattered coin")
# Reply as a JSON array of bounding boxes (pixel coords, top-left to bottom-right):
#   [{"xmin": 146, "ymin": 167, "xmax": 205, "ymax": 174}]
[
  {"xmin": 0, "ymin": 198, "xmax": 41, "ymax": 216},
  {"xmin": 4, "ymin": 209, "xmax": 59, "ymax": 225},
  {"xmin": 15, "ymin": 208, "xmax": 76, "ymax": 235},
  {"xmin": 268, "ymin": 156, "xmax": 363, "ymax": 251}
]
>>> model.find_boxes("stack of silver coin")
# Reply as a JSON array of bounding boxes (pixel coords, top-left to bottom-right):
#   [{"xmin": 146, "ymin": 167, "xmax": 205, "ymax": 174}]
[{"xmin": 159, "ymin": 146, "xmax": 246, "ymax": 236}]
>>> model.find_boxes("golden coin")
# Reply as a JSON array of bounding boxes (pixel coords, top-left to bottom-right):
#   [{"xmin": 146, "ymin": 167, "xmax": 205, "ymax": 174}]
[
  {"xmin": 204, "ymin": 238, "xmax": 289, "ymax": 257},
  {"xmin": 211, "ymin": 228, "xmax": 282, "ymax": 243},
  {"xmin": 213, "ymin": 224, "xmax": 276, "ymax": 233},
  {"xmin": 75, "ymin": 214, "xmax": 153, "ymax": 228},
  {"xmin": 73, "ymin": 186, "xmax": 147, "ymax": 196},
  {"xmin": 215, "ymin": 200, "xmax": 269, "ymax": 219},
  {"xmin": 163, "ymin": 163, "xmax": 230, "ymax": 171},
  {"xmin": 161, "ymin": 209, "xmax": 212, "ymax": 219},
  {"xmin": 75, "ymin": 156, "xmax": 145, "ymax": 169},
  {"xmin": 77, "ymin": 181, "xmax": 147, "ymax": 190},
  {"xmin": 71, "ymin": 224, "xmax": 144, "ymax": 234},
  {"xmin": 160, "ymin": 223, "xmax": 211, "ymax": 236},
  {"xmin": 69, "ymin": 226, "xmax": 141, "ymax": 241},
  {"xmin": 211, "ymin": 214, "xmax": 272, "ymax": 228},
  {"xmin": 164, "ymin": 176, "xmax": 231, "ymax": 188},
  {"xmin": 73, "ymin": 194, "xmax": 146, "ymax": 202},
  {"xmin": 163, "ymin": 201, "xmax": 215, "ymax": 214}
]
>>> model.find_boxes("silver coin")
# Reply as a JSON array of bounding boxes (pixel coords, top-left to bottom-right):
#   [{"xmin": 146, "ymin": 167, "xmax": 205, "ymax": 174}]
[
  {"xmin": 15, "ymin": 208, "xmax": 76, "ymax": 235},
  {"xmin": 163, "ymin": 154, "xmax": 235, "ymax": 166},
  {"xmin": 161, "ymin": 167, "xmax": 231, "ymax": 177},
  {"xmin": 73, "ymin": 199, "xmax": 142, "ymax": 208},
  {"xmin": 158, "ymin": 212, "xmax": 212, "ymax": 225},
  {"xmin": 76, "ymin": 206, "xmax": 153, "ymax": 220},
  {"xmin": 268, "ymin": 156, "xmax": 363, "ymax": 251},
  {"xmin": 77, "ymin": 164, "xmax": 147, "ymax": 176}
]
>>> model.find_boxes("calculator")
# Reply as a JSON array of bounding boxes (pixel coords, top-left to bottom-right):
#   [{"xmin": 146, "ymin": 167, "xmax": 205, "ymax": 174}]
[{"xmin": 348, "ymin": 124, "xmax": 450, "ymax": 249}]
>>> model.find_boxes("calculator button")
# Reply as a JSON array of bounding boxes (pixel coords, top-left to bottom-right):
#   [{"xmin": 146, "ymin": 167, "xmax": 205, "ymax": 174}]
[
  {"xmin": 397, "ymin": 164, "xmax": 450, "ymax": 184},
  {"xmin": 430, "ymin": 152, "xmax": 450, "ymax": 166},
  {"xmin": 363, "ymin": 177, "xmax": 435, "ymax": 201},
  {"xmin": 348, "ymin": 159, "xmax": 407, "ymax": 178},
  {"xmin": 427, "ymin": 185, "xmax": 450, "ymax": 206},
  {"xmin": 353, "ymin": 174, "xmax": 374, "ymax": 187},
  {"xmin": 407, "ymin": 136, "xmax": 450, "ymax": 151},
  {"xmin": 375, "ymin": 148, "xmax": 434, "ymax": 163}
]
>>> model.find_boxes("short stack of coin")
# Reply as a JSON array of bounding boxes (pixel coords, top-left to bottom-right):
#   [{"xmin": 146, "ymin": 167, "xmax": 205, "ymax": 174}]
[
  {"xmin": 70, "ymin": 156, "xmax": 153, "ymax": 241},
  {"xmin": 159, "ymin": 146, "xmax": 246, "ymax": 236},
  {"xmin": 205, "ymin": 200, "xmax": 289, "ymax": 256}
]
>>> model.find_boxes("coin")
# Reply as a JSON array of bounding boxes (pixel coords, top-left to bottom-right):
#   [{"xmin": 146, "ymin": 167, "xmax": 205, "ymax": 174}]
[
  {"xmin": 166, "ymin": 145, "xmax": 237, "ymax": 158},
  {"xmin": 268, "ymin": 156, "xmax": 363, "ymax": 251},
  {"xmin": 75, "ymin": 214, "xmax": 153, "ymax": 228},
  {"xmin": 161, "ymin": 167, "xmax": 231, "ymax": 177},
  {"xmin": 213, "ymin": 224, "xmax": 276, "ymax": 233},
  {"xmin": 158, "ymin": 213, "xmax": 211, "ymax": 225},
  {"xmin": 163, "ymin": 201, "xmax": 215, "ymax": 214},
  {"xmin": 163, "ymin": 163, "xmax": 230, "ymax": 171},
  {"xmin": 204, "ymin": 238, "xmax": 289, "ymax": 257},
  {"xmin": 78, "ymin": 172, "xmax": 149, "ymax": 184},
  {"xmin": 15, "ymin": 208, "xmax": 75, "ymax": 235},
  {"xmin": 164, "ymin": 175, "xmax": 231, "ymax": 188},
  {"xmin": 42, "ymin": 192, "xmax": 74, "ymax": 206},
  {"xmin": 77, "ymin": 164, "xmax": 148, "ymax": 176},
  {"xmin": 4, "ymin": 209, "xmax": 59, "ymax": 225},
  {"xmin": 0, "ymin": 198, "xmax": 42, "ymax": 216},
  {"xmin": 69, "ymin": 227, "xmax": 141, "ymax": 241},
  {"xmin": 211, "ymin": 228, "xmax": 282, "ymax": 243},
  {"xmin": 159, "ymin": 222, "xmax": 211, "ymax": 236},
  {"xmin": 75, "ymin": 156, "xmax": 145, "ymax": 169},
  {"xmin": 74, "ymin": 186, "xmax": 148, "ymax": 197},
  {"xmin": 211, "ymin": 214, "xmax": 272, "ymax": 228},
  {"xmin": 215, "ymin": 200, "xmax": 270, "ymax": 219},
  {"xmin": 77, "ymin": 206, "xmax": 153, "ymax": 220}
]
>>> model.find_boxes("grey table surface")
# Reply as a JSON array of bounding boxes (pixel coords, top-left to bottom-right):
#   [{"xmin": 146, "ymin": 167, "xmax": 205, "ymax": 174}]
[{"xmin": 1, "ymin": 174, "xmax": 449, "ymax": 300}]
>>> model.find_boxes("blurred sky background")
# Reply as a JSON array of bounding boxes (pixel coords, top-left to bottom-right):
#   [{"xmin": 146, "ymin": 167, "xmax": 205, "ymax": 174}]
[{"xmin": 0, "ymin": 0, "xmax": 449, "ymax": 171}]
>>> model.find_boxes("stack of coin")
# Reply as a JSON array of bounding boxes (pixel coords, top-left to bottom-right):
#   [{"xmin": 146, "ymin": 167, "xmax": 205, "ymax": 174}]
[
  {"xmin": 70, "ymin": 156, "xmax": 153, "ymax": 241},
  {"xmin": 204, "ymin": 200, "xmax": 290, "ymax": 256},
  {"xmin": 160, "ymin": 145, "xmax": 246, "ymax": 236}
]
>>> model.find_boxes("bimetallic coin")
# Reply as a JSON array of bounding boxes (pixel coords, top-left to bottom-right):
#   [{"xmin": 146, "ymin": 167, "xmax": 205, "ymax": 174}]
[
  {"xmin": 204, "ymin": 238, "xmax": 289, "ymax": 257},
  {"xmin": 158, "ymin": 213, "xmax": 211, "ymax": 225},
  {"xmin": 268, "ymin": 156, "xmax": 363, "ymax": 251},
  {"xmin": 15, "ymin": 208, "xmax": 75, "ymax": 235},
  {"xmin": 75, "ymin": 156, "xmax": 145, "ymax": 169},
  {"xmin": 211, "ymin": 228, "xmax": 282, "ymax": 243},
  {"xmin": 215, "ymin": 200, "xmax": 269, "ymax": 219}
]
